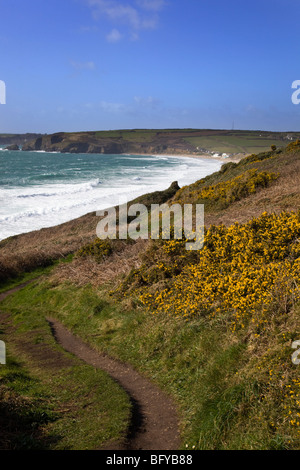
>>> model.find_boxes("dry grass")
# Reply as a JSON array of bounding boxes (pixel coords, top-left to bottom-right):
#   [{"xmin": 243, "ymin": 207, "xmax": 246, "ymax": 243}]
[
  {"xmin": 0, "ymin": 182, "xmax": 181, "ymax": 284},
  {"xmin": 1, "ymin": 148, "xmax": 299, "ymax": 286},
  {"xmin": 204, "ymin": 152, "xmax": 300, "ymax": 227},
  {"xmin": 50, "ymin": 238, "xmax": 148, "ymax": 287},
  {"xmin": 0, "ymin": 211, "xmax": 98, "ymax": 282}
]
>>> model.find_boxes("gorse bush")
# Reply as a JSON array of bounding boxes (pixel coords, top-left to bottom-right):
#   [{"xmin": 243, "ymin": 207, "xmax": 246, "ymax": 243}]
[
  {"xmin": 175, "ymin": 169, "xmax": 279, "ymax": 209},
  {"xmin": 113, "ymin": 235, "xmax": 196, "ymax": 298},
  {"xmin": 113, "ymin": 208, "xmax": 300, "ymax": 446},
  {"xmin": 116, "ymin": 210, "xmax": 300, "ymax": 334},
  {"xmin": 139, "ymin": 211, "xmax": 300, "ymax": 330},
  {"xmin": 286, "ymin": 139, "xmax": 300, "ymax": 152},
  {"xmin": 76, "ymin": 239, "xmax": 112, "ymax": 262},
  {"xmin": 219, "ymin": 161, "xmax": 238, "ymax": 173},
  {"xmin": 238, "ymin": 146, "xmax": 282, "ymax": 166}
]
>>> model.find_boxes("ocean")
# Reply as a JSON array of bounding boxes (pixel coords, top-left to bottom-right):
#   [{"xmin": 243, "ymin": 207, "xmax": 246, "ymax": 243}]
[{"xmin": 0, "ymin": 149, "xmax": 222, "ymax": 241}]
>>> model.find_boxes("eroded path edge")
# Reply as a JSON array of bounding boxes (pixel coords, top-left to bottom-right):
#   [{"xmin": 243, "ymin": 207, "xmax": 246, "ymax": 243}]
[
  {"xmin": 47, "ymin": 317, "xmax": 181, "ymax": 450},
  {"xmin": 1, "ymin": 283, "xmax": 181, "ymax": 450}
]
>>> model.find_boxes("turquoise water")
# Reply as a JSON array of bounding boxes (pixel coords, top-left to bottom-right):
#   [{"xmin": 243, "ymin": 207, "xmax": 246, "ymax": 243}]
[{"xmin": 0, "ymin": 149, "xmax": 221, "ymax": 240}]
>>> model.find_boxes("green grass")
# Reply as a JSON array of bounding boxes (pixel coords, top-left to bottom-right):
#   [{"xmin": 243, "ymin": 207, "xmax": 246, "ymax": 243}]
[
  {"xmin": 23, "ymin": 128, "xmax": 300, "ymax": 157},
  {"xmin": 184, "ymin": 135, "xmax": 285, "ymax": 154},
  {"xmin": 92, "ymin": 129, "xmax": 300, "ymax": 154},
  {"xmin": 0, "ymin": 255, "xmax": 74, "ymax": 293},
  {"xmin": 174, "ymin": 144, "xmax": 297, "ymax": 206},
  {"xmin": 94, "ymin": 129, "xmax": 165, "ymax": 143},
  {"xmin": 0, "ymin": 266, "xmax": 54, "ymax": 294},
  {"xmin": 0, "ymin": 282, "xmax": 131, "ymax": 450},
  {"xmin": 2, "ymin": 280, "xmax": 299, "ymax": 449},
  {"xmin": 1, "ymin": 142, "xmax": 299, "ymax": 450}
]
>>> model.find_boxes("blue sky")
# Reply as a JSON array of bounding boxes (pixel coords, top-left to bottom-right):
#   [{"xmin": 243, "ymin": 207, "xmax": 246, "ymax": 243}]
[{"xmin": 0, "ymin": 0, "xmax": 300, "ymax": 133}]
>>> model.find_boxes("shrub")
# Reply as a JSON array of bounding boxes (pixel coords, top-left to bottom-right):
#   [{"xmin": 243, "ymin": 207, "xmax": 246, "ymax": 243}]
[
  {"xmin": 76, "ymin": 239, "xmax": 112, "ymax": 263},
  {"xmin": 220, "ymin": 161, "xmax": 238, "ymax": 174},
  {"xmin": 137, "ymin": 211, "xmax": 300, "ymax": 333},
  {"xmin": 286, "ymin": 139, "xmax": 300, "ymax": 152},
  {"xmin": 175, "ymin": 169, "xmax": 279, "ymax": 210}
]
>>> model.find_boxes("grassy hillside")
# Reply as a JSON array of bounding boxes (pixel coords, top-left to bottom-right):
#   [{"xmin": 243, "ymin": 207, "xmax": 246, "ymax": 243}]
[
  {"xmin": 1, "ymin": 140, "xmax": 300, "ymax": 449},
  {"xmin": 21, "ymin": 128, "xmax": 300, "ymax": 157},
  {"xmin": 0, "ymin": 133, "xmax": 42, "ymax": 146},
  {"xmin": 0, "ymin": 283, "xmax": 130, "ymax": 450}
]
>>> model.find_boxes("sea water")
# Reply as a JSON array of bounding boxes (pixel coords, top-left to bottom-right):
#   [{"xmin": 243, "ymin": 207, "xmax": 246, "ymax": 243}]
[{"xmin": 0, "ymin": 149, "xmax": 221, "ymax": 240}]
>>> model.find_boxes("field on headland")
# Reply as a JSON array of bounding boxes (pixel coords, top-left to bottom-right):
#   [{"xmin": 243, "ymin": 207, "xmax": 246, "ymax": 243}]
[
  {"xmin": 17, "ymin": 128, "xmax": 300, "ymax": 158},
  {"xmin": 0, "ymin": 139, "xmax": 300, "ymax": 450}
]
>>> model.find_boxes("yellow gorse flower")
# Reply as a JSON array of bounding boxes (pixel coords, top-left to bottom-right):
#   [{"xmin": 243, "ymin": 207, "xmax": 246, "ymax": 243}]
[{"xmin": 136, "ymin": 211, "xmax": 300, "ymax": 332}]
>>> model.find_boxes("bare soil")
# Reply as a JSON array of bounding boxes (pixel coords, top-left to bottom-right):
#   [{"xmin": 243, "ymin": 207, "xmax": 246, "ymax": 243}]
[
  {"xmin": 47, "ymin": 317, "xmax": 181, "ymax": 450},
  {"xmin": 1, "ymin": 284, "xmax": 181, "ymax": 451}
]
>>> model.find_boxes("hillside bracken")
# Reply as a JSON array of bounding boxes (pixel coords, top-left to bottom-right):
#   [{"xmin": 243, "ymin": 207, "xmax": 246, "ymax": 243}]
[
  {"xmin": 175, "ymin": 169, "xmax": 279, "ymax": 209},
  {"xmin": 110, "ymin": 147, "xmax": 300, "ymax": 447},
  {"xmin": 76, "ymin": 239, "xmax": 113, "ymax": 262},
  {"xmin": 1, "ymin": 141, "xmax": 300, "ymax": 449},
  {"xmin": 112, "ymin": 210, "xmax": 300, "ymax": 447},
  {"xmin": 135, "ymin": 211, "xmax": 300, "ymax": 326}
]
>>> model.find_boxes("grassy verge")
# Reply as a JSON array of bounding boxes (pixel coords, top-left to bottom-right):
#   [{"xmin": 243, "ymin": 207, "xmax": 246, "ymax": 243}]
[
  {"xmin": 1, "ymin": 142, "xmax": 299, "ymax": 450},
  {"xmin": 0, "ymin": 255, "xmax": 74, "ymax": 294},
  {"xmin": 2, "ymin": 280, "xmax": 299, "ymax": 450},
  {"xmin": 0, "ymin": 281, "xmax": 131, "ymax": 450}
]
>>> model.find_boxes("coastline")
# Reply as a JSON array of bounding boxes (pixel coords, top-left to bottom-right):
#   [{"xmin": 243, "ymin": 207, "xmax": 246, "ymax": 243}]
[
  {"xmin": 2, "ymin": 146, "xmax": 244, "ymax": 163},
  {"xmin": 122, "ymin": 152, "xmax": 245, "ymax": 164},
  {"xmin": 0, "ymin": 151, "xmax": 223, "ymax": 241}
]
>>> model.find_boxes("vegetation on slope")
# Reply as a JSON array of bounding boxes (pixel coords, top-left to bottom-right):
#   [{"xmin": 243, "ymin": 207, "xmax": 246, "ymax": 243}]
[
  {"xmin": 0, "ymin": 141, "xmax": 300, "ymax": 449},
  {"xmin": 21, "ymin": 129, "xmax": 300, "ymax": 156},
  {"xmin": 0, "ymin": 283, "xmax": 130, "ymax": 450},
  {"xmin": 174, "ymin": 168, "xmax": 278, "ymax": 210}
]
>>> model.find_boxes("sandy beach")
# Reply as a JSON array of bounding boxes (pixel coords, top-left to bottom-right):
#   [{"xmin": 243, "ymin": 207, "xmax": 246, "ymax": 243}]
[{"xmin": 125, "ymin": 152, "xmax": 245, "ymax": 163}]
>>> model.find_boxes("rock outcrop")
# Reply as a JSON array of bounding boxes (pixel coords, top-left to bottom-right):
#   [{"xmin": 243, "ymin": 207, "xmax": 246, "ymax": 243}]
[
  {"xmin": 5, "ymin": 144, "xmax": 20, "ymax": 151},
  {"xmin": 21, "ymin": 130, "xmax": 199, "ymax": 156},
  {"xmin": 0, "ymin": 133, "xmax": 42, "ymax": 147},
  {"xmin": 22, "ymin": 133, "xmax": 131, "ymax": 154}
]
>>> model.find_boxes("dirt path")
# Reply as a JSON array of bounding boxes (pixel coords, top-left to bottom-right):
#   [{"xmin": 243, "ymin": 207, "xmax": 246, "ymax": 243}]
[
  {"xmin": 47, "ymin": 317, "xmax": 181, "ymax": 450},
  {"xmin": 0, "ymin": 281, "xmax": 35, "ymax": 302},
  {"xmin": 0, "ymin": 283, "xmax": 181, "ymax": 450}
]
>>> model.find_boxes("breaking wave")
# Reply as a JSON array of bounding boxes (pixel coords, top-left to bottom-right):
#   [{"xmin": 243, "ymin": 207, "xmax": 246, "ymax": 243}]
[{"xmin": 0, "ymin": 151, "xmax": 222, "ymax": 240}]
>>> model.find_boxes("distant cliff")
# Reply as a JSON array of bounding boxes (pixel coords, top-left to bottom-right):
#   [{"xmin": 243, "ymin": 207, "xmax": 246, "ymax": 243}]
[
  {"xmin": 21, "ymin": 130, "xmax": 201, "ymax": 155},
  {"xmin": 22, "ymin": 132, "xmax": 127, "ymax": 154},
  {"xmin": 5, "ymin": 144, "xmax": 20, "ymax": 151},
  {"xmin": 0, "ymin": 133, "xmax": 43, "ymax": 147},
  {"xmin": 20, "ymin": 129, "xmax": 297, "ymax": 157}
]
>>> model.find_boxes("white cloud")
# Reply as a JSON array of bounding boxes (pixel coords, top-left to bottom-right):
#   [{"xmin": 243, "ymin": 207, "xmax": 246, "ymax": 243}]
[
  {"xmin": 87, "ymin": 1, "xmax": 140, "ymax": 28},
  {"xmin": 134, "ymin": 95, "xmax": 160, "ymax": 108},
  {"xmin": 106, "ymin": 4, "xmax": 141, "ymax": 28},
  {"xmin": 78, "ymin": 25, "xmax": 99, "ymax": 33},
  {"xmin": 106, "ymin": 28, "xmax": 122, "ymax": 42},
  {"xmin": 84, "ymin": 97, "xmax": 161, "ymax": 116},
  {"xmin": 70, "ymin": 60, "xmax": 96, "ymax": 71},
  {"xmin": 130, "ymin": 31, "xmax": 139, "ymax": 41},
  {"xmin": 85, "ymin": 0, "xmax": 166, "ymax": 40},
  {"xmin": 99, "ymin": 101, "xmax": 126, "ymax": 112}
]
